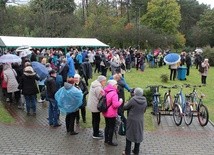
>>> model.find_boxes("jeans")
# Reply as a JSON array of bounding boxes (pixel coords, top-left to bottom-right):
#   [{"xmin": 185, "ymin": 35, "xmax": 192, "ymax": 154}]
[
  {"xmin": 24, "ymin": 95, "xmax": 37, "ymax": 113},
  {"xmin": 104, "ymin": 117, "xmax": 116, "ymax": 143},
  {"xmin": 48, "ymin": 98, "xmax": 60, "ymax": 126},
  {"xmin": 125, "ymin": 138, "xmax": 140, "ymax": 155},
  {"xmin": 92, "ymin": 112, "xmax": 100, "ymax": 136}
]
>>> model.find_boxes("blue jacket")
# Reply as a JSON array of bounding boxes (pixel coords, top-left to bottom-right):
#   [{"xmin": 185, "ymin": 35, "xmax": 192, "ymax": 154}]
[
  {"xmin": 66, "ymin": 53, "xmax": 75, "ymax": 77},
  {"xmin": 109, "ymin": 75, "xmax": 131, "ymax": 91}
]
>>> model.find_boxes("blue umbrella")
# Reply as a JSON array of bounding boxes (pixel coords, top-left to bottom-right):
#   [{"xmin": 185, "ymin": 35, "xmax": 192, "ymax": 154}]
[
  {"xmin": 31, "ymin": 61, "xmax": 49, "ymax": 80},
  {"xmin": 164, "ymin": 53, "xmax": 181, "ymax": 65},
  {"xmin": 55, "ymin": 86, "xmax": 83, "ymax": 113}
]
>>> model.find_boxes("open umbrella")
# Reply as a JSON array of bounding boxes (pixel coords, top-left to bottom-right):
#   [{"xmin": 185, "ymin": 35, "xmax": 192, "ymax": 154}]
[
  {"xmin": 0, "ymin": 54, "xmax": 22, "ymax": 63},
  {"xmin": 18, "ymin": 49, "xmax": 32, "ymax": 58},
  {"xmin": 55, "ymin": 87, "xmax": 83, "ymax": 113},
  {"xmin": 31, "ymin": 61, "xmax": 49, "ymax": 80},
  {"xmin": 164, "ymin": 53, "xmax": 181, "ymax": 65},
  {"xmin": 195, "ymin": 48, "xmax": 203, "ymax": 54}
]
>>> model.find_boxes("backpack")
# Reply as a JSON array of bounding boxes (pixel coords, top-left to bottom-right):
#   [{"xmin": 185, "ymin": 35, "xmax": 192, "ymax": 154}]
[{"xmin": 97, "ymin": 91, "xmax": 112, "ymax": 112}]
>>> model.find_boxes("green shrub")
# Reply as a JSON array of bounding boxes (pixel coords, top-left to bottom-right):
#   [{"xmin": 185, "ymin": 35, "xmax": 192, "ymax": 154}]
[
  {"xmin": 143, "ymin": 89, "xmax": 153, "ymax": 107},
  {"xmin": 203, "ymin": 46, "xmax": 214, "ymax": 66},
  {"xmin": 160, "ymin": 74, "xmax": 169, "ymax": 83}
]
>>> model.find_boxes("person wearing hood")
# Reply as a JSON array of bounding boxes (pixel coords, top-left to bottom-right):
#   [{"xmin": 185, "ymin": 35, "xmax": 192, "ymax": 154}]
[
  {"xmin": 66, "ymin": 52, "xmax": 75, "ymax": 78},
  {"xmin": 103, "ymin": 80, "xmax": 122, "ymax": 146},
  {"xmin": 55, "ymin": 78, "xmax": 83, "ymax": 135},
  {"xmin": 122, "ymin": 88, "xmax": 147, "ymax": 155},
  {"xmin": 87, "ymin": 75, "xmax": 107, "ymax": 139},
  {"xmin": 18, "ymin": 66, "xmax": 40, "ymax": 115}
]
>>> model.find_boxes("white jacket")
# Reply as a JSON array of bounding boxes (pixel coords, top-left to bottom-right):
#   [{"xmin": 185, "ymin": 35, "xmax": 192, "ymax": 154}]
[{"xmin": 87, "ymin": 80, "xmax": 104, "ymax": 112}]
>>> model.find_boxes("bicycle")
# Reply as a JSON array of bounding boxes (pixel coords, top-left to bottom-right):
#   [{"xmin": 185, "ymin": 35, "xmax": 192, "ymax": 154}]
[
  {"xmin": 147, "ymin": 85, "xmax": 161, "ymax": 125},
  {"xmin": 185, "ymin": 85, "xmax": 209, "ymax": 126},
  {"xmin": 161, "ymin": 85, "xmax": 177, "ymax": 111},
  {"xmin": 173, "ymin": 85, "xmax": 193, "ymax": 126}
]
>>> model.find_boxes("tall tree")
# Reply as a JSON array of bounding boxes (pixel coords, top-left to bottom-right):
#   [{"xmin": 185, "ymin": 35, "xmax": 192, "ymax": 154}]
[{"xmin": 142, "ymin": 0, "xmax": 181, "ymax": 35}]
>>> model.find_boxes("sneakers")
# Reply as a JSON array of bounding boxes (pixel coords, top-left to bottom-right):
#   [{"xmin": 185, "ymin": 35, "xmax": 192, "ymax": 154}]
[
  {"xmin": 6, "ymin": 98, "xmax": 10, "ymax": 102},
  {"xmin": 53, "ymin": 124, "xmax": 62, "ymax": 128},
  {"xmin": 92, "ymin": 133, "xmax": 103, "ymax": 139}
]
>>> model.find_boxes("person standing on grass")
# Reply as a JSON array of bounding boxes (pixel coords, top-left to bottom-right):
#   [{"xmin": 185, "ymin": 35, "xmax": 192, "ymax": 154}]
[
  {"xmin": 122, "ymin": 88, "xmax": 147, "ymax": 155},
  {"xmin": 74, "ymin": 73, "xmax": 88, "ymax": 124},
  {"xmin": 169, "ymin": 63, "xmax": 178, "ymax": 81},
  {"xmin": 200, "ymin": 58, "xmax": 210, "ymax": 85},
  {"xmin": 87, "ymin": 75, "xmax": 106, "ymax": 139}
]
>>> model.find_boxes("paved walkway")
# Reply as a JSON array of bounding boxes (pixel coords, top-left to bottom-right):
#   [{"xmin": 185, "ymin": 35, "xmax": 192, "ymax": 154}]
[{"xmin": 0, "ymin": 101, "xmax": 214, "ymax": 155}]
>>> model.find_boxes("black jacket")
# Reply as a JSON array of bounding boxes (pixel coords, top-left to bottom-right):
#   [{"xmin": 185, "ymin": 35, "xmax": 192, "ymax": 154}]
[
  {"xmin": 59, "ymin": 63, "xmax": 69, "ymax": 82},
  {"xmin": 75, "ymin": 80, "xmax": 88, "ymax": 107},
  {"xmin": 45, "ymin": 76, "xmax": 57, "ymax": 99},
  {"xmin": 80, "ymin": 62, "xmax": 93, "ymax": 79},
  {"xmin": 19, "ymin": 74, "xmax": 39, "ymax": 95}
]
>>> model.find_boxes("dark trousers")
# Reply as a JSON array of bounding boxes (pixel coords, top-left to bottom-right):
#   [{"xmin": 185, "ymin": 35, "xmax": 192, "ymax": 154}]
[
  {"xmin": 94, "ymin": 63, "xmax": 100, "ymax": 73},
  {"xmin": 170, "ymin": 69, "xmax": 177, "ymax": 80},
  {"xmin": 38, "ymin": 85, "xmax": 45, "ymax": 100},
  {"xmin": 92, "ymin": 112, "xmax": 100, "ymax": 136},
  {"xmin": 186, "ymin": 65, "xmax": 190, "ymax": 76},
  {"xmin": 83, "ymin": 76, "xmax": 89, "ymax": 86},
  {"xmin": 125, "ymin": 138, "xmax": 140, "ymax": 155},
  {"xmin": 66, "ymin": 111, "xmax": 78, "ymax": 132},
  {"xmin": 104, "ymin": 117, "xmax": 116, "ymax": 143},
  {"xmin": 76, "ymin": 107, "xmax": 86, "ymax": 122},
  {"xmin": 7, "ymin": 91, "xmax": 20, "ymax": 103},
  {"xmin": 201, "ymin": 75, "xmax": 207, "ymax": 84},
  {"xmin": 100, "ymin": 66, "xmax": 107, "ymax": 77}
]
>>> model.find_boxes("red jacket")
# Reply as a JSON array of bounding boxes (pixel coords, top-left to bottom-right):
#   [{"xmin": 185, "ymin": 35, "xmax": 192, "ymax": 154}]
[{"xmin": 0, "ymin": 71, "xmax": 7, "ymax": 89}]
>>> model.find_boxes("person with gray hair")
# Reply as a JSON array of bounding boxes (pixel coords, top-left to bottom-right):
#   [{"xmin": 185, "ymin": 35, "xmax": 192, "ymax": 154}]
[
  {"xmin": 200, "ymin": 58, "xmax": 210, "ymax": 85},
  {"xmin": 87, "ymin": 75, "xmax": 107, "ymax": 139},
  {"xmin": 122, "ymin": 87, "xmax": 147, "ymax": 155}
]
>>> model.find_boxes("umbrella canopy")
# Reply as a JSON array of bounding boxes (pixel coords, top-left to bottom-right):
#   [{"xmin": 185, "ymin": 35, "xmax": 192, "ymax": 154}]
[
  {"xmin": 195, "ymin": 48, "xmax": 203, "ymax": 54},
  {"xmin": 31, "ymin": 61, "xmax": 49, "ymax": 80},
  {"xmin": 0, "ymin": 54, "xmax": 22, "ymax": 63},
  {"xmin": 18, "ymin": 49, "xmax": 32, "ymax": 58},
  {"xmin": 16, "ymin": 45, "xmax": 32, "ymax": 51},
  {"xmin": 55, "ymin": 86, "xmax": 83, "ymax": 113},
  {"xmin": 164, "ymin": 53, "xmax": 181, "ymax": 65}
]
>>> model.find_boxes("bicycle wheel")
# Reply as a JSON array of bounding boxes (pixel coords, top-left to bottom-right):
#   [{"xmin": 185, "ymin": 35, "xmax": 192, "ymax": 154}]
[
  {"xmin": 198, "ymin": 104, "xmax": 209, "ymax": 126},
  {"xmin": 163, "ymin": 93, "xmax": 170, "ymax": 110},
  {"xmin": 157, "ymin": 112, "xmax": 161, "ymax": 125},
  {"xmin": 173, "ymin": 104, "xmax": 182, "ymax": 126},
  {"xmin": 184, "ymin": 104, "xmax": 193, "ymax": 125}
]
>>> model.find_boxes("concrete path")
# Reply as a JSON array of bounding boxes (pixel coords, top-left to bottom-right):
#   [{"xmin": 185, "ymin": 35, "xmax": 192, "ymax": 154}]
[{"xmin": 0, "ymin": 101, "xmax": 214, "ymax": 155}]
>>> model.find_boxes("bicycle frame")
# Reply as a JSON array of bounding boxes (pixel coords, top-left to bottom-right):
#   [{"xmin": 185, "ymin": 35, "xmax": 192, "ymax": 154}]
[{"xmin": 174, "ymin": 86, "xmax": 186, "ymax": 113}]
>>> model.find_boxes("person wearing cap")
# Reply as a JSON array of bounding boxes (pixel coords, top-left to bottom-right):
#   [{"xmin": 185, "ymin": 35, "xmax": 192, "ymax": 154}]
[
  {"xmin": 74, "ymin": 74, "xmax": 88, "ymax": 123},
  {"xmin": 18, "ymin": 66, "xmax": 40, "ymax": 116},
  {"xmin": 103, "ymin": 80, "xmax": 122, "ymax": 146},
  {"xmin": 122, "ymin": 88, "xmax": 147, "ymax": 155},
  {"xmin": 45, "ymin": 69, "xmax": 61, "ymax": 127},
  {"xmin": 87, "ymin": 75, "xmax": 107, "ymax": 139}
]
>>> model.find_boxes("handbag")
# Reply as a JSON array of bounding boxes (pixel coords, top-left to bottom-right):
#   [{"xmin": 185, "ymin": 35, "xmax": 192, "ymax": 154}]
[{"xmin": 118, "ymin": 120, "xmax": 126, "ymax": 136}]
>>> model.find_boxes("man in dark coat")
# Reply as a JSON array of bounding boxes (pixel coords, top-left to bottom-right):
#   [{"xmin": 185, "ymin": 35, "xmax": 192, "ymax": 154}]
[
  {"xmin": 45, "ymin": 70, "xmax": 61, "ymax": 127},
  {"xmin": 79, "ymin": 58, "xmax": 92, "ymax": 86},
  {"xmin": 123, "ymin": 88, "xmax": 147, "ymax": 155},
  {"xmin": 185, "ymin": 53, "xmax": 192, "ymax": 76}
]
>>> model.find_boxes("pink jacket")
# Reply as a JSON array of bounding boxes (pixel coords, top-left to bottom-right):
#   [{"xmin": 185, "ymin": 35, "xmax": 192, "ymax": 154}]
[{"xmin": 102, "ymin": 84, "xmax": 122, "ymax": 118}]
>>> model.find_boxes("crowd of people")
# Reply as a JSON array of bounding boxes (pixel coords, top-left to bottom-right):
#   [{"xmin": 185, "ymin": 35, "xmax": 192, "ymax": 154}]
[{"xmin": 0, "ymin": 46, "xmax": 210, "ymax": 155}]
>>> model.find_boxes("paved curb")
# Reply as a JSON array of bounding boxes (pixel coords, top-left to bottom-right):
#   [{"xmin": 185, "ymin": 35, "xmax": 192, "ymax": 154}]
[{"xmin": 209, "ymin": 120, "xmax": 214, "ymax": 127}]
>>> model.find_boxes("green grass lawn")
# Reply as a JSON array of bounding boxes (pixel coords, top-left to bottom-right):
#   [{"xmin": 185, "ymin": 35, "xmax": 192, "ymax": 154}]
[{"xmin": 0, "ymin": 102, "xmax": 15, "ymax": 123}]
